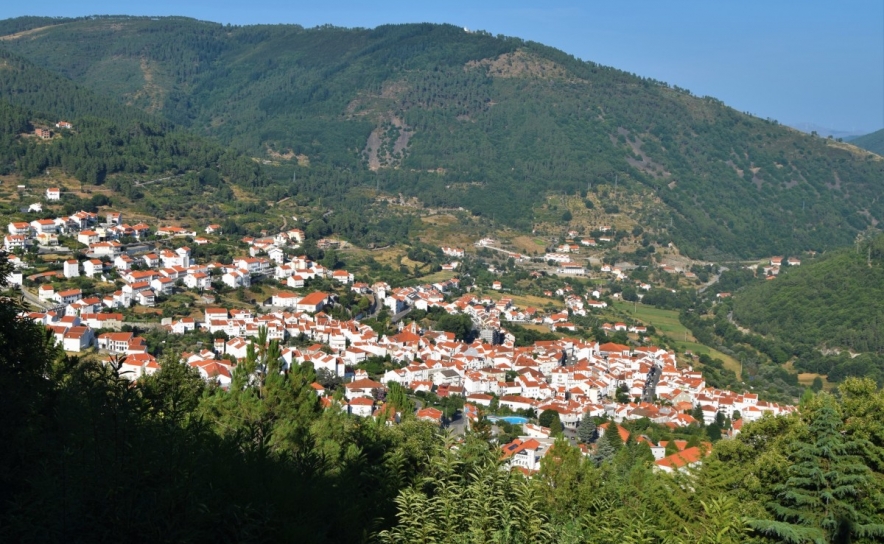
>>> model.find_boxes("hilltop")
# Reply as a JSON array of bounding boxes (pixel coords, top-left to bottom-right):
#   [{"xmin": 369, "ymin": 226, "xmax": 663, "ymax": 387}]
[{"xmin": 2, "ymin": 16, "xmax": 884, "ymax": 259}]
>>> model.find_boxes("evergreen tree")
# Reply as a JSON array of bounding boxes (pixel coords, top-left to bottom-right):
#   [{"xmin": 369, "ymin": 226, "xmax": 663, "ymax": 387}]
[
  {"xmin": 378, "ymin": 443, "xmax": 553, "ymax": 543},
  {"xmin": 577, "ymin": 411, "xmax": 596, "ymax": 443},
  {"xmin": 593, "ymin": 431, "xmax": 617, "ymax": 465},
  {"xmin": 470, "ymin": 408, "xmax": 493, "ymax": 442},
  {"xmin": 605, "ymin": 423, "xmax": 625, "ymax": 450},
  {"xmin": 140, "ymin": 354, "xmax": 205, "ymax": 423},
  {"xmin": 750, "ymin": 396, "xmax": 884, "ymax": 543}
]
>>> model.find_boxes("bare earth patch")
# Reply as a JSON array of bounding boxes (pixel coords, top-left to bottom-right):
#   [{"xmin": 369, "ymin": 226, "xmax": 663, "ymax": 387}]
[
  {"xmin": 364, "ymin": 116, "xmax": 414, "ymax": 170},
  {"xmin": 266, "ymin": 146, "xmax": 310, "ymax": 165},
  {"xmin": 0, "ymin": 25, "xmax": 62, "ymax": 41},
  {"xmin": 126, "ymin": 58, "xmax": 166, "ymax": 114},
  {"xmin": 466, "ymin": 49, "xmax": 573, "ymax": 80},
  {"xmin": 826, "ymin": 171, "xmax": 842, "ymax": 191}
]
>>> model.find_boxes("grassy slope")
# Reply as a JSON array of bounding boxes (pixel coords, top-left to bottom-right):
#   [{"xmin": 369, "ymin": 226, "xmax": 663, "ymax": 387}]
[
  {"xmin": 613, "ymin": 301, "xmax": 742, "ymax": 378},
  {"xmin": 851, "ymin": 128, "xmax": 884, "ymax": 156}
]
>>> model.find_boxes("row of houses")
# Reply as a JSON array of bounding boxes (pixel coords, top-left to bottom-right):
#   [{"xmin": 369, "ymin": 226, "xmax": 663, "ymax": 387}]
[{"xmin": 499, "ymin": 422, "xmax": 716, "ymax": 475}]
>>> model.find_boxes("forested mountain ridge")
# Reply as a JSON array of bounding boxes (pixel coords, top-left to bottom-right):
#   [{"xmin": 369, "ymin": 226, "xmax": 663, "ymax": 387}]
[
  {"xmin": 2, "ymin": 15, "xmax": 883, "ymax": 259},
  {"xmin": 851, "ymin": 128, "xmax": 884, "ymax": 156},
  {"xmin": 731, "ymin": 234, "xmax": 884, "ymax": 383}
]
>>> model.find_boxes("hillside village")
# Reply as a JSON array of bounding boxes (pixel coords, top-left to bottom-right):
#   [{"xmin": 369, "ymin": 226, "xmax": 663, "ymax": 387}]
[
  {"xmin": 4, "ymin": 197, "xmax": 796, "ymax": 475},
  {"xmin": 0, "ymin": 15, "xmax": 881, "ymax": 543}
]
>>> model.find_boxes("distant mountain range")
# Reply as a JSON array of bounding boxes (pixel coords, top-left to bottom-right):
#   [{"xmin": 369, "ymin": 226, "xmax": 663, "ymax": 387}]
[
  {"xmin": 787, "ymin": 122, "xmax": 871, "ymax": 140},
  {"xmin": 2, "ymin": 15, "xmax": 884, "ymax": 259}
]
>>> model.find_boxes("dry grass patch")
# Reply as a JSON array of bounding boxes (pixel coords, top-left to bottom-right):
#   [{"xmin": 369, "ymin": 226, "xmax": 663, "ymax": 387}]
[
  {"xmin": 370, "ymin": 247, "xmax": 405, "ymax": 267},
  {"xmin": 521, "ymin": 323, "xmax": 558, "ymax": 334},
  {"xmin": 798, "ymin": 372, "xmax": 835, "ymax": 391},
  {"xmin": 419, "ymin": 270, "xmax": 456, "ymax": 283},
  {"xmin": 486, "ymin": 290, "xmax": 560, "ymax": 310},
  {"xmin": 511, "ymin": 235, "xmax": 547, "ymax": 255},
  {"xmin": 421, "ymin": 214, "xmax": 457, "ymax": 226}
]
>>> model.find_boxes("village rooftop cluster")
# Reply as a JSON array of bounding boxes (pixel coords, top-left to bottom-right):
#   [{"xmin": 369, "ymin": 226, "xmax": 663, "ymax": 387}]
[{"xmin": 6, "ymin": 200, "xmax": 795, "ymax": 476}]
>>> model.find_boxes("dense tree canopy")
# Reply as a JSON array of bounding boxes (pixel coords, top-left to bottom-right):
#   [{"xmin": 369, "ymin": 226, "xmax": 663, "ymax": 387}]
[
  {"xmin": 732, "ymin": 235, "xmax": 884, "ymax": 384},
  {"xmin": 3, "ymin": 16, "xmax": 884, "ymax": 258}
]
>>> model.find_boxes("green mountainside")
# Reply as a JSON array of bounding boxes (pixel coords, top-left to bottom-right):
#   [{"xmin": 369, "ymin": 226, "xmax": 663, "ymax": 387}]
[
  {"xmin": 732, "ymin": 235, "xmax": 884, "ymax": 383},
  {"xmin": 2, "ymin": 16, "xmax": 883, "ymax": 259},
  {"xmin": 0, "ymin": 46, "xmax": 289, "ymax": 228},
  {"xmin": 851, "ymin": 128, "xmax": 884, "ymax": 156}
]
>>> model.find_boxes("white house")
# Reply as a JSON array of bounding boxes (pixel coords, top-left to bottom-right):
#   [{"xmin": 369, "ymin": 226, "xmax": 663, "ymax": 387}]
[
  {"xmin": 331, "ymin": 270, "xmax": 354, "ymax": 284},
  {"xmin": 38, "ymin": 284, "xmax": 55, "ymax": 301},
  {"xmin": 77, "ymin": 230, "xmax": 101, "ymax": 246},
  {"xmin": 62, "ymin": 259, "xmax": 79, "ymax": 279},
  {"xmin": 55, "ymin": 288, "xmax": 83, "ymax": 305},
  {"xmin": 151, "ymin": 277, "xmax": 176, "ymax": 296},
  {"xmin": 501, "ymin": 438, "xmax": 544, "ymax": 472},
  {"xmin": 4, "ymin": 235, "xmax": 27, "ymax": 252},
  {"xmin": 136, "ymin": 290, "xmax": 156, "ymax": 307},
  {"xmin": 90, "ymin": 241, "xmax": 122, "ymax": 257},
  {"xmin": 348, "ymin": 397, "xmax": 375, "ymax": 417},
  {"xmin": 8, "ymin": 222, "xmax": 31, "ymax": 236},
  {"xmin": 295, "ymin": 292, "xmax": 329, "ymax": 314},
  {"xmin": 222, "ymin": 270, "xmax": 250, "ymax": 289},
  {"xmin": 82, "ymin": 259, "xmax": 104, "ymax": 278},
  {"xmin": 30, "ymin": 219, "xmax": 57, "ymax": 235},
  {"xmin": 171, "ymin": 317, "xmax": 197, "ymax": 334},
  {"xmin": 267, "ymin": 247, "xmax": 285, "ymax": 263},
  {"xmin": 183, "ymin": 272, "xmax": 212, "ymax": 290},
  {"xmin": 62, "ymin": 326, "xmax": 94, "ymax": 352},
  {"xmin": 272, "ymin": 291, "xmax": 302, "ymax": 308}
]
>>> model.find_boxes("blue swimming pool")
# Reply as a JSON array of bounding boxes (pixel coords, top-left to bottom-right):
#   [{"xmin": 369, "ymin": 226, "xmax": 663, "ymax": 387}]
[{"xmin": 488, "ymin": 416, "xmax": 529, "ymax": 425}]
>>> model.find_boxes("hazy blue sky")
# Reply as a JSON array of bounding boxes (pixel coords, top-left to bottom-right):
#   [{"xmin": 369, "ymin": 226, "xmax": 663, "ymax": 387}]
[{"xmin": 3, "ymin": 1, "xmax": 882, "ymax": 133}]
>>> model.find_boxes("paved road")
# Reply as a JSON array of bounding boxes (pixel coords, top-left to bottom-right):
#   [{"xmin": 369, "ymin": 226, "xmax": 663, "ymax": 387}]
[
  {"xmin": 37, "ymin": 246, "xmax": 72, "ymax": 255},
  {"xmin": 390, "ymin": 307, "xmax": 413, "ymax": 323},
  {"xmin": 698, "ymin": 266, "xmax": 729, "ymax": 293},
  {"xmin": 447, "ymin": 412, "xmax": 467, "ymax": 435},
  {"xmin": 17, "ymin": 285, "xmax": 59, "ymax": 311},
  {"xmin": 134, "ymin": 174, "xmax": 184, "ymax": 187}
]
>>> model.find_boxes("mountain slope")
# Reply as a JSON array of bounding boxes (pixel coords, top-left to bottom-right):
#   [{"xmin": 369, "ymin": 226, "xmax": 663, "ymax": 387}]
[
  {"xmin": 851, "ymin": 128, "xmax": 884, "ymax": 156},
  {"xmin": 3, "ymin": 16, "xmax": 884, "ymax": 259},
  {"xmin": 732, "ymin": 235, "xmax": 884, "ymax": 382},
  {"xmin": 0, "ymin": 46, "xmax": 269, "ymax": 223}
]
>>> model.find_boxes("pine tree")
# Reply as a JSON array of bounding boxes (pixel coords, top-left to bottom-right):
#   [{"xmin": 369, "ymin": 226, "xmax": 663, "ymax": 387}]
[
  {"xmin": 470, "ymin": 408, "xmax": 493, "ymax": 442},
  {"xmin": 593, "ymin": 431, "xmax": 617, "ymax": 464},
  {"xmin": 750, "ymin": 396, "xmax": 884, "ymax": 543},
  {"xmin": 578, "ymin": 411, "xmax": 596, "ymax": 443},
  {"xmin": 605, "ymin": 423, "xmax": 624, "ymax": 450}
]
